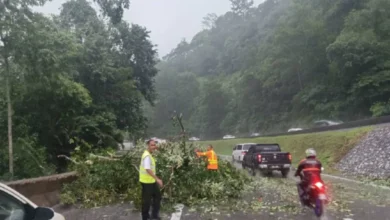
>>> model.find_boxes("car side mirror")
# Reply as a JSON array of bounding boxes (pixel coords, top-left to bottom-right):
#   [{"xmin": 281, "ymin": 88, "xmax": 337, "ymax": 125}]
[{"xmin": 34, "ymin": 207, "xmax": 55, "ymax": 219}]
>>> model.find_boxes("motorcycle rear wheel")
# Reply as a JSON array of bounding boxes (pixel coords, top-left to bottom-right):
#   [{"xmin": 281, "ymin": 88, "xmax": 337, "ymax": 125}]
[{"xmin": 314, "ymin": 198, "xmax": 324, "ymax": 217}]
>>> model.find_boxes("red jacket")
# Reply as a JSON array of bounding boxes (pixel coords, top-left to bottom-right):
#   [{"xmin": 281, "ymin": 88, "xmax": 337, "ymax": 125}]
[{"xmin": 295, "ymin": 156, "xmax": 322, "ymax": 182}]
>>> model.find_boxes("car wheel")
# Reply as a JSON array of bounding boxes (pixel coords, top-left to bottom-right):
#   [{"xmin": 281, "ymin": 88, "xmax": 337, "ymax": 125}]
[
  {"xmin": 242, "ymin": 161, "xmax": 246, "ymax": 169},
  {"xmin": 232, "ymin": 156, "xmax": 235, "ymax": 163}
]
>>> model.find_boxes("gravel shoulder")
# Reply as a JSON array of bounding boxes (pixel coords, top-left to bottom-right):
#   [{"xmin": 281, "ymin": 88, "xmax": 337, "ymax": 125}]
[{"xmin": 337, "ymin": 125, "xmax": 390, "ymax": 178}]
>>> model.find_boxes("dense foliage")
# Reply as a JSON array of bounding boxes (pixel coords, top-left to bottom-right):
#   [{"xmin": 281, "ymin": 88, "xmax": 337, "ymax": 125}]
[
  {"xmin": 2, "ymin": 0, "xmax": 390, "ymax": 179},
  {"xmin": 60, "ymin": 138, "xmax": 250, "ymax": 210},
  {"xmin": 147, "ymin": 0, "xmax": 390, "ymax": 139},
  {"xmin": 0, "ymin": 0, "xmax": 157, "ymax": 179}
]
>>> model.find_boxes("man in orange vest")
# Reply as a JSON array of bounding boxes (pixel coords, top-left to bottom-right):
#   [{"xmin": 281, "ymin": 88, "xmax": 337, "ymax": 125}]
[{"xmin": 195, "ymin": 144, "xmax": 218, "ymax": 170}]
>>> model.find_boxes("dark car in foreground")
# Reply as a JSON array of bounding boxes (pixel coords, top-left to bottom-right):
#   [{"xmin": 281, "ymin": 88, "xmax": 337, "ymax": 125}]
[{"xmin": 242, "ymin": 143, "xmax": 292, "ymax": 177}]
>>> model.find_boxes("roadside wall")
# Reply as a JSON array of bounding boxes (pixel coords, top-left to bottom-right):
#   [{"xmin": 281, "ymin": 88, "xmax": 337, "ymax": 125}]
[{"xmin": 5, "ymin": 172, "xmax": 78, "ymax": 207}]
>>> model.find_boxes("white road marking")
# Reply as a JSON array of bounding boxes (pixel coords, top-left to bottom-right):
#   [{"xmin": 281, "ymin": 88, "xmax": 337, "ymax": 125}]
[
  {"xmin": 170, "ymin": 204, "xmax": 184, "ymax": 220},
  {"xmin": 321, "ymin": 174, "xmax": 390, "ymax": 190},
  {"xmin": 291, "ymin": 167, "xmax": 390, "ymax": 190}
]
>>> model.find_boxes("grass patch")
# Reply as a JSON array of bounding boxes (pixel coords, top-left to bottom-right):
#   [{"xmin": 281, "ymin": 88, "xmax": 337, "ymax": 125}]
[{"xmin": 199, "ymin": 126, "xmax": 373, "ymax": 173}]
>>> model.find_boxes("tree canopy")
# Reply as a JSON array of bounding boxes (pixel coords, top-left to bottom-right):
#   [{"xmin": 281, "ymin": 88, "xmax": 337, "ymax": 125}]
[{"xmin": 0, "ymin": 0, "xmax": 157, "ymax": 178}]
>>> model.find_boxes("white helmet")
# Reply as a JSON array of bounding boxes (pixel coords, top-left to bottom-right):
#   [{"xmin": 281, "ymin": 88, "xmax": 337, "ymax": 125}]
[{"xmin": 305, "ymin": 148, "xmax": 316, "ymax": 157}]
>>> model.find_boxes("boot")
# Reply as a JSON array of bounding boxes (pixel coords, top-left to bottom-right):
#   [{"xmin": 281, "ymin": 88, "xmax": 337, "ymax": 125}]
[{"xmin": 297, "ymin": 184, "xmax": 305, "ymax": 206}]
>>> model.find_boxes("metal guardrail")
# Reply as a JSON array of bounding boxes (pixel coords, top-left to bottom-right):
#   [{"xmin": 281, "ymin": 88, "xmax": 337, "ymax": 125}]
[{"xmin": 203, "ymin": 115, "xmax": 390, "ymax": 141}]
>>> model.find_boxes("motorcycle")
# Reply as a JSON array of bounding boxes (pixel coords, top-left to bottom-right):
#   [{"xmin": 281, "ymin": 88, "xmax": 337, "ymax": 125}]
[{"xmin": 297, "ymin": 168, "xmax": 329, "ymax": 218}]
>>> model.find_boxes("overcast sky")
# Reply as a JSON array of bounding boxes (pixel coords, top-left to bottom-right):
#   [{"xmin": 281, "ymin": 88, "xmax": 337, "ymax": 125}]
[{"xmin": 35, "ymin": 0, "xmax": 263, "ymax": 57}]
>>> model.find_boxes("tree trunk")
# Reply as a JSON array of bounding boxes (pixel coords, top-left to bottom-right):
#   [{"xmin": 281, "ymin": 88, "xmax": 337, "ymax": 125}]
[{"xmin": 5, "ymin": 57, "xmax": 14, "ymax": 177}]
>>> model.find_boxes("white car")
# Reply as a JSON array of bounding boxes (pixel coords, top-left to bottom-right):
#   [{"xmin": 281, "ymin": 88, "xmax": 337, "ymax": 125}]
[
  {"xmin": 287, "ymin": 128, "xmax": 303, "ymax": 132},
  {"xmin": 232, "ymin": 143, "xmax": 257, "ymax": 162},
  {"xmin": 314, "ymin": 120, "xmax": 343, "ymax": 127},
  {"xmin": 250, "ymin": 132, "xmax": 260, "ymax": 137},
  {"xmin": 148, "ymin": 137, "xmax": 167, "ymax": 144},
  {"xmin": 223, "ymin": 135, "xmax": 235, "ymax": 139},
  {"xmin": 0, "ymin": 182, "xmax": 65, "ymax": 220},
  {"xmin": 157, "ymin": 139, "xmax": 167, "ymax": 144},
  {"xmin": 188, "ymin": 137, "xmax": 200, "ymax": 141}
]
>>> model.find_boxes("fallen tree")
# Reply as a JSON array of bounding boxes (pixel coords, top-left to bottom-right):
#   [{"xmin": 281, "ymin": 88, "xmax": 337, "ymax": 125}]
[{"xmin": 60, "ymin": 114, "xmax": 251, "ymax": 210}]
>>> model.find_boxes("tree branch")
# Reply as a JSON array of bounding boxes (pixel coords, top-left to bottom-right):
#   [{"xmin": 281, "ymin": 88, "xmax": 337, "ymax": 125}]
[{"xmin": 57, "ymin": 155, "xmax": 80, "ymax": 164}]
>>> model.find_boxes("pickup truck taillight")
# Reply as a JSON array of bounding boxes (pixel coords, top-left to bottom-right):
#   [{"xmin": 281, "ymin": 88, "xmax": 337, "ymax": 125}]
[
  {"xmin": 242, "ymin": 151, "xmax": 247, "ymax": 155},
  {"xmin": 257, "ymin": 154, "xmax": 262, "ymax": 163},
  {"xmin": 288, "ymin": 153, "xmax": 292, "ymax": 161}
]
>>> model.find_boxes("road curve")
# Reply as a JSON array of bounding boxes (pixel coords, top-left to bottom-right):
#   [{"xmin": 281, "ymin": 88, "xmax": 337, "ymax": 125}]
[{"xmin": 185, "ymin": 156, "xmax": 390, "ymax": 220}]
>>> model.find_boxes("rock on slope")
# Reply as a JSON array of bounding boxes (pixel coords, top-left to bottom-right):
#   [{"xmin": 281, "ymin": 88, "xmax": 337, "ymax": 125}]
[{"xmin": 337, "ymin": 125, "xmax": 390, "ymax": 178}]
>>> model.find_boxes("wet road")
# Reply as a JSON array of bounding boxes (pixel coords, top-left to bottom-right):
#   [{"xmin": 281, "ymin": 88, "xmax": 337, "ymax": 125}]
[
  {"xmin": 53, "ymin": 203, "xmax": 172, "ymax": 220},
  {"xmin": 205, "ymin": 160, "xmax": 390, "ymax": 220},
  {"xmin": 55, "ymin": 160, "xmax": 390, "ymax": 220}
]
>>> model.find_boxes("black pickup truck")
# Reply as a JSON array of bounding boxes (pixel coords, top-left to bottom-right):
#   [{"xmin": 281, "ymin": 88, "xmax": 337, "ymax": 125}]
[{"xmin": 242, "ymin": 143, "xmax": 292, "ymax": 177}]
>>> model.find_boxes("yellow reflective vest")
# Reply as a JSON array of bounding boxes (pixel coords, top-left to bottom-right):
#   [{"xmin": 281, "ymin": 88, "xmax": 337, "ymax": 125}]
[
  {"xmin": 196, "ymin": 150, "xmax": 218, "ymax": 170},
  {"xmin": 139, "ymin": 150, "xmax": 156, "ymax": 183}
]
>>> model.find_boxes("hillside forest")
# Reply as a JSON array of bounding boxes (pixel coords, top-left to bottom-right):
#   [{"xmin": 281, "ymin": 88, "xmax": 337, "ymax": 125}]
[
  {"xmin": 147, "ymin": 0, "xmax": 390, "ymax": 139},
  {"xmin": 0, "ymin": 0, "xmax": 155, "ymax": 179},
  {"xmin": 1, "ymin": 0, "xmax": 390, "ymax": 179}
]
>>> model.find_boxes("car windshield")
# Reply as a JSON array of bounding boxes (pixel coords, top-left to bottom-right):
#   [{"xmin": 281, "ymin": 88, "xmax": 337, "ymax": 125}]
[
  {"xmin": 243, "ymin": 145, "xmax": 254, "ymax": 150},
  {"xmin": 0, "ymin": 190, "xmax": 26, "ymax": 220}
]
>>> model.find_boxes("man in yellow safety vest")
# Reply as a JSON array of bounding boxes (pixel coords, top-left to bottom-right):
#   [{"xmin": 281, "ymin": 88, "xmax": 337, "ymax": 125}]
[
  {"xmin": 195, "ymin": 144, "xmax": 218, "ymax": 170},
  {"xmin": 139, "ymin": 139, "xmax": 163, "ymax": 220}
]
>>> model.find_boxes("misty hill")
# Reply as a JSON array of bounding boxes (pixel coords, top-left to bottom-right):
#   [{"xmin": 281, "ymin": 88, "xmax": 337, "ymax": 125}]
[{"xmin": 146, "ymin": 0, "xmax": 390, "ymax": 139}]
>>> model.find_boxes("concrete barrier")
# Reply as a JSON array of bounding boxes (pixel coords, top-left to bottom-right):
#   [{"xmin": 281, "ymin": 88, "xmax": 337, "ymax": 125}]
[{"xmin": 5, "ymin": 172, "xmax": 78, "ymax": 207}]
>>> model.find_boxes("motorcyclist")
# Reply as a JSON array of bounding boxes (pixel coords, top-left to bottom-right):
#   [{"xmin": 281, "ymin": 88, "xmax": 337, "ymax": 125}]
[{"xmin": 294, "ymin": 148, "xmax": 322, "ymax": 205}]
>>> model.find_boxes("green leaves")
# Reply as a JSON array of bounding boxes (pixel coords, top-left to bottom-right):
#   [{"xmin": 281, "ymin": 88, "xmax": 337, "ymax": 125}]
[
  {"xmin": 325, "ymin": 0, "xmax": 390, "ymax": 117},
  {"xmin": 370, "ymin": 100, "xmax": 390, "ymax": 117},
  {"xmin": 93, "ymin": 0, "xmax": 130, "ymax": 24},
  {"xmin": 61, "ymin": 139, "xmax": 251, "ymax": 210},
  {"xmin": 230, "ymin": 0, "xmax": 254, "ymax": 16},
  {"xmin": 0, "ymin": 0, "xmax": 158, "ymax": 177},
  {"xmin": 0, "ymin": 136, "xmax": 55, "ymax": 180}
]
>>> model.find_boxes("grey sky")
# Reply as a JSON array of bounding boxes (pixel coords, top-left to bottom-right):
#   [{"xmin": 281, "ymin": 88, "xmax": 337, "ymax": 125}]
[{"xmin": 36, "ymin": 0, "xmax": 263, "ymax": 56}]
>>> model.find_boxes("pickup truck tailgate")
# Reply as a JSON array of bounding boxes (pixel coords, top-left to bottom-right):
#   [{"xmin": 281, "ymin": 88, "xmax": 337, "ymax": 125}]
[{"xmin": 260, "ymin": 152, "xmax": 290, "ymax": 164}]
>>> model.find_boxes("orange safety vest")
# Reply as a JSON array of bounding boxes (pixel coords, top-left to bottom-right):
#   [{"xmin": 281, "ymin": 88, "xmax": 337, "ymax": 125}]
[{"xmin": 196, "ymin": 150, "xmax": 218, "ymax": 170}]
